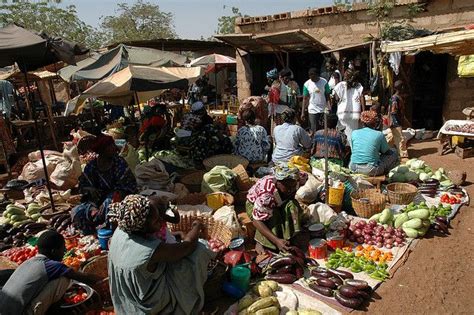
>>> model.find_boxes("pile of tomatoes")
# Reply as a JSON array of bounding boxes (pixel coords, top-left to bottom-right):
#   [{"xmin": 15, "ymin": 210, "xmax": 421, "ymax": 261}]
[
  {"xmin": 1, "ymin": 246, "xmax": 38, "ymax": 265},
  {"xmin": 63, "ymin": 285, "xmax": 88, "ymax": 305},
  {"xmin": 440, "ymin": 193, "xmax": 462, "ymax": 205}
]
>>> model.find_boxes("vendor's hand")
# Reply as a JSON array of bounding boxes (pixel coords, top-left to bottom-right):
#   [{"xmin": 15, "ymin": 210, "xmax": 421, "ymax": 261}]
[
  {"xmin": 300, "ymin": 113, "xmax": 306, "ymax": 121},
  {"xmin": 192, "ymin": 219, "xmax": 203, "ymax": 231},
  {"xmin": 275, "ymin": 238, "xmax": 291, "ymax": 252}
]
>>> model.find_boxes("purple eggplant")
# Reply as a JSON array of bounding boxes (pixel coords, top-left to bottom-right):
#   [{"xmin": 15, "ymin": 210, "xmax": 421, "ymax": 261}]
[
  {"xmin": 335, "ymin": 291, "xmax": 363, "ymax": 309},
  {"xmin": 329, "ymin": 276, "xmax": 343, "ymax": 286},
  {"xmin": 265, "ymin": 273, "xmax": 297, "ymax": 284},
  {"xmin": 316, "ymin": 277, "xmax": 337, "ymax": 289},
  {"xmin": 338, "ymin": 284, "xmax": 361, "ymax": 298},
  {"xmin": 309, "ymin": 283, "xmax": 334, "ymax": 297},
  {"xmin": 330, "ymin": 268, "xmax": 354, "ymax": 280},
  {"xmin": 343, "ymin": 279, "xmax": 369, "ymax": 290},
  {"xmin": 269, "ymin": 256, "xmax": 295, "ymax": 269},
  {"xmin": 274, "ymin": 265, "xmax": 294, "ymax": 274}
]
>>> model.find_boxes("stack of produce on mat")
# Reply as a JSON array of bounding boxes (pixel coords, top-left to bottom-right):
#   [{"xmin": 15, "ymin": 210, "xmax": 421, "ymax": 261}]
[
  {"xmin": 388, "ymin": 159, "xmax": 453, "ymax": 187},
  {"xmin": 347, "ymin": 219, "xmax": 407, "ymax": 248},
  {"xmin": 2, "ymin": 203, "xmax": 43, "ymax": 227},
  {"xmin": 400, "ymin": 202, "xmax": 445, "ymax": 237},
  {"xmin": 325, "ymin": 249, "xmax": 389, "ymax": 281},
  {"xmin": 306, "ymin": 266, "xmax": 372, "ymax": 309},
  {"xmin": 238, "ymin": 280, "xmax": 321, "ymax": 315},
  {"xmin": 262, "ymin": 249, "xmax": 306, "ymax": 284}
]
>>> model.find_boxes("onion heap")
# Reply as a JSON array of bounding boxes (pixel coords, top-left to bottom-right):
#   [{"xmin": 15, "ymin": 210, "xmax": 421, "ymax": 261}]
[{"xmin": 348, "ymin": 220, "xmax": 406, "ymax": 249}]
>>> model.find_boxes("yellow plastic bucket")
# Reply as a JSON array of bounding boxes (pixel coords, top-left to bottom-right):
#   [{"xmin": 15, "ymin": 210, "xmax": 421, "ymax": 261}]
[
  {"xmin": 328, "ymin": 186, "xmax": 345, "ymax": 207},
  {"xmin": 206, "ymin": 192, "xmax": 234, "ymax": 210}
]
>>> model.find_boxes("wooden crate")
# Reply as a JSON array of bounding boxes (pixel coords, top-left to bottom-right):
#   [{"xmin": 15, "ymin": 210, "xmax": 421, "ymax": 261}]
[{"xmin": 455, "ymin": 146, "xmax": 474, "ymax": 159}]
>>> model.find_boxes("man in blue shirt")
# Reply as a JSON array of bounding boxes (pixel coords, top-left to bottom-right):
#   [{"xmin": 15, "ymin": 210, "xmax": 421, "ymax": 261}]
[
  {"xmin": 350, "ymin": 110, "xmax": 399, "ymax": 176},
  {"xmin": 0, "ymin": 230, "xmax": 102, "ymax": 315}
]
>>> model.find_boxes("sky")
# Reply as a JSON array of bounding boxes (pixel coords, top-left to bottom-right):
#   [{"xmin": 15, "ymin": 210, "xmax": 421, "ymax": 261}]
[{"xmin": 61, "ymin": 0, "xmax": 334, "ymax": 39}]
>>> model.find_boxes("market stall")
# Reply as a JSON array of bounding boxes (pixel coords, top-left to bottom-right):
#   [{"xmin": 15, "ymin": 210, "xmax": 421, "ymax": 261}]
[{"xmin": 437, "ymin": 120, "xmax": 474, "ymax": 157}]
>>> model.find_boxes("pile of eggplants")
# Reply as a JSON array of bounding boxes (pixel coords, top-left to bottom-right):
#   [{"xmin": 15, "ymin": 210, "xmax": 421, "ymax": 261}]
[
  {"xmin": 432, "ymin": 216, "xmax": 449, "ymax": 235},
  {"xmin": 307, "ymin": 267, "xmax": 372, "ymax": 309},
  {"xmin": 263, "ymin": 248, "xmax": 308, "ymax": 284}
]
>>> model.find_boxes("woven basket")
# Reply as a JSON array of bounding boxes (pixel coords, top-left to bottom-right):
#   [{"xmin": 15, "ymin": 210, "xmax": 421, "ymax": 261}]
[
  {"xmin": 176, "ymin": 192, "xmax": 207, "ymax": 205},
  {"xmin": 386, "ymin": 183, "xmax": 418, "ymax": 205},
  {"xmin": 168, "ymin": 215, "xmax": 232, "ymax": 247},
  {"xmin": 234, "ymin": 177, "xmax": 257, "ymax": 206},
  {"xmin": 180, "ymin": 171, "xmax": 205, "ymax": 193},
  {"xmin": 203, "ymin": 154, "xmax": 249, "ymax": 171},
  {"xmin": 232, "ymin": 164, "xmax": 251, "ymax": 191},
  {"xmin": 80, "ymin": 254, "xmax": 108, "ymax": 279},
  {"xmin": 351, "ymin": 189, "xmax": 387, "ymax": 218}
]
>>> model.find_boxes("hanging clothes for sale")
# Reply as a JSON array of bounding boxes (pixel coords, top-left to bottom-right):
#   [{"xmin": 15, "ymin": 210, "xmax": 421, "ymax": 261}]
[{"xmin": 0, "ymin": 80, "xmax": 14, "ymax": 118}]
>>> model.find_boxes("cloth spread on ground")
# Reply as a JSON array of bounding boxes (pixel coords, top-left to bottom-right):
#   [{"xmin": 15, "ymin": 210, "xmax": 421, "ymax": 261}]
[
  {"xmin": 234, "ymin": 124, "xmax": 271, "ymax": 163},
  {"xmin": 303, "ymin": 78, "xmax": 330, "ymax": 114},
  {"xmin": 272, "ymin": 123, "xmax": 312, "ymax": 163},
  {"xmin": 0, "ymin": 254, "xmax": 71, "ymax": 315},
  {"xmin": 201, "ymin": 165, "xmax": 236, "ymax": 194},
  {"xmin": 108, "ymin": 228, "xmax": 215, "ymax": 315}
]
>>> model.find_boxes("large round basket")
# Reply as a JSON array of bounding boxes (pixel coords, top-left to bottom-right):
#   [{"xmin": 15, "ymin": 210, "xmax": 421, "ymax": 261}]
[
  {"xmin": 203, "ymin": 154, "xmax": 249, "ymax": 172},
  {"xmin": 351, "ymin": 189, "xmax": 387, "ymax": 218},
  {"xmin": 168, "ymin": 215, "xmax": 232, "ymax": 247},
  {"xmin": 80, "ymin": 254, "xmax": 108, "ymax": 279},
  {"xmin": 386, "ymin": 183, "xmax": 418, "ymax": 205},
  {"xmin": 180, "ymin": 171, "xmax": 205, "ymax": 193}
]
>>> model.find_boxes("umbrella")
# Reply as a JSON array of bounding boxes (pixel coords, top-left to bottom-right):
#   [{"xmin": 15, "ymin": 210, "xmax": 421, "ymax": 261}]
[
  {"xmin": 189, "ymin": 53, "xmax": 236, "ymax": 106},
  {"xmin": 77, "ymin": 65, "xmax": 189, "ymax": 106},
  {"xmin": 60, "ymin": 44, "xmax": 187, "ymax": 82},
  {"xmin": 0, "ymin": 24, "xmax": 88, "ymax": 211}
]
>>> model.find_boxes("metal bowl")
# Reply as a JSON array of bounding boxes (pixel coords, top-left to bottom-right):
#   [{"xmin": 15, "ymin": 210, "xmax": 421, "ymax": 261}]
[{"xmin": 60, "ymin": 281, "xmax": 94, "ymax": 309}]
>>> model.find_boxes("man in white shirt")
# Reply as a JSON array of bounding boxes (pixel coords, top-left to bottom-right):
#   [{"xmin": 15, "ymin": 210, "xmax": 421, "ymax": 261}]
[{"xmin": 301, "ymin": 68, "xmax": 330, "ymax": 136}]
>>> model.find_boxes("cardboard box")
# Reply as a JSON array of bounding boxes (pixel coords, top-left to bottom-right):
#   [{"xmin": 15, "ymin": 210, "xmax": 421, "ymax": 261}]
[{"xmin": 455, "ymin": 146, "xmax": 474, "ymax": 159}]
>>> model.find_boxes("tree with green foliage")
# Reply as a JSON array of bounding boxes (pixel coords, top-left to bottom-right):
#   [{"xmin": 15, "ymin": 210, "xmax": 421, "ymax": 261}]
[
  {"xmin": 0, "ymin": 1, "xmax": 103, "ymax": 48},
  {"xmin": 216, "ymin": 6, "xmax": 247, "ymax": 34},
  {"xmin": 100, "ymin": 0, "xmax": 177, "ymax": 45}
]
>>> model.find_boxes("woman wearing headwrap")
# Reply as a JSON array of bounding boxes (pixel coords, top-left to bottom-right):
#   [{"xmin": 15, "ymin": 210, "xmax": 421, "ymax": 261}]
[
  {"xmin": 178, "ymin": 101, "xmax": 232, "ymax": 163},
  {"xmin": 272, "ymin": 108, "xmax": 312, "ymax": 163},
  {"xmin": 246, "ymin": 164, "xmax": 304, "ymax": 253},
  {"xmin": 72, "ymin": 135, "xmax": 137, "ymax": 235},
  {"xmin": 265, "ymin": 68, "xmax": 281, "ymax": 106},
  {"xmin": 107, "ymin": 195, "xmax": 215, "ymax": 315},
  {"xmin": 333, "ymin": 69, "xmax": 365, "ymax": 145},
  {"xmin": 350, "ymin": 111, "xmax": 399, "ymax": 176}
]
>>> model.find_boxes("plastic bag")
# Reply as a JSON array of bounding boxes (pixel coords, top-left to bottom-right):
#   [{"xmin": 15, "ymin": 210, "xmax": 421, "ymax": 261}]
[
  {"xmin": 458, "ymin": 55, "xmax": 474, "ymax": 78},
  {"xmin": 201, "ymin": 166, "xmax": 236, "ymax": 194},
  {"xmin": 296, "ymin": 173, "xmax": 323, "ymax": 204},
  {"xmin": 307, "ymin": 203, "xmax": 336, "ymax": 225},
  {"xmin": 50, "ymin": 143, "xmax": 82, "ymax": 190},
  {"xmin": 213, "ymin": 206, "xmax": 242, "ymax": 238}
]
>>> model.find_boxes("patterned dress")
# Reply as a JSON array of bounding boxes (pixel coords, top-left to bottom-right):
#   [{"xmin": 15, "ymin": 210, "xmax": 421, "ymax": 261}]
[
  {"xmin": 234, "ymin": 124, "xmax": 271, "ymax": 163},
  {"xmin": 246, "ymin": 175, "xmax": 302, "ymax": 250}
]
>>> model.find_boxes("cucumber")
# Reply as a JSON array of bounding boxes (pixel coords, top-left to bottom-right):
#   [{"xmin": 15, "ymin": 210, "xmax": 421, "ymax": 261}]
[
  {"xmin": 402, "ymin": 218, "xmax": 423, "ymax": 229},
  {"xmin": 369, "ymin": 213, "xmax": 382, "ymax": 221},
  {"xmin": 4, "ymin": 208, "xmax": 25, "ymax": 216},
  {"xmin": 31, "ymin": 213, "xmax": 41, "ymax": 221},
  {"xmin": 407, "ymin": 209, "xmax": 430, "ymax": 220},
  {"xmin": 12, "ymin": 219, "xmax": 32, "ymax": 228},
  {"xmin": 402, "ymin": 227, "xmax": 419, "ymax": 238},
  {"xmin": 394, "ymin": 213, "xmax": 409, "ymax": 228},
  {"xmin": 379, "ymin": 208, "xmax": 392, "ymax": 224},
  {"xmin": 417, "ymin": 225, "xmax": 430, "ymax": 237},
  {"xmin": 10, "ymin": 214, "xmax": 28, "ymax": 222}
]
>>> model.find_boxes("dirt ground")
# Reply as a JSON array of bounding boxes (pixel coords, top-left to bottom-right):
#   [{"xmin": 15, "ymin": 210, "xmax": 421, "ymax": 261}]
[{"xmin": 357, "ymin": 139, "xmax": 474, "ymax": 315}]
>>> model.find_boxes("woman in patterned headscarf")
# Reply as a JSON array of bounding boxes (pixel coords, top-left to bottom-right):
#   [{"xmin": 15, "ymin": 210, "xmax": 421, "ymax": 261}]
[
  {"xmin": 246, "ymin": 163, "xmax": 305, "ymax": 253},
  {"xmin": 107, "ymin": 195, "xmax": 215, "ymax": 314}
]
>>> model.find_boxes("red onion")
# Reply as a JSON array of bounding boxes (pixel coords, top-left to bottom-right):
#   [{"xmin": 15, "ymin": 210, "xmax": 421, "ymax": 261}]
[
  {"xmin": 395, "ymin": 237, "xmax": 403, "ymax": 243},
  {"xmin": 383, "ymin": 232, "xmax": 392, "ymax": 239},
  {"xmin": 386, "ymin": 244, "xmax": 393, "ymax": 249},
  {"xmin": 369, "ymin": 220, "xmax": 377, "ymax": 227},
  {"xmin": 386, "ymin": 227, "xmax": 394, "ymax": 233},
  {"xmin": 376, "ymin": 242, "xmax": 383, "ymax": 247},
  {"xmin": 385, "ymin": 239, "xmax": 394, "ymax": 245},
  {"xmin": 393, "ymin": 241, "xmax": 399, "ymax": 247},
  {"xmin": 376, "ymin": 236, "xmax": 383, "ymax": 242},
  {"xmin": 354, "ymin": 229, "xmax": 362, "ymax": 236},
  {"xmin": 359, "ymin": 221, "xmax": 367, "ymax": 226},
  {"xmin": 357, "ymin": 237, "xmax": 364, "ymax": 243}
]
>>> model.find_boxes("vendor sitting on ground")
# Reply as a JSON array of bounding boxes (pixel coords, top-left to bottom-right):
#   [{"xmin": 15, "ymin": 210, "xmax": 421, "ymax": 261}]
[
  {"xmin": 272, "ymin": 108, "xmax": 312, "ymax": 163},
  {"xmin": 349, "ymin": 110, "xmax": 399, "ymax": 176},
  {"xmin": 234, "ymin": 109, "xmax": 271, "ymax": 163},
  {"xmin": 107, "ymin": 195, "xmax": 215, "ymax": 314},
  {"xmin": 311, "ymin": 113, "xmax": 350, "ymax": 166},
  {"xmin": 246, "ymin": 164, "xmax": 303, "ymax": 253},
  {"xmin": 179, "ymin": 101, "xmax": 232, "ymax": 162},
  {"xmin": 0, "ymin": 230, "xmax": 102, "ymax": 315},
  {"xmin": 72, "ymin": 135, "xmax": 137, "ymax": 235}
]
